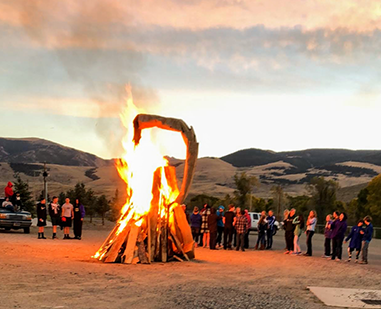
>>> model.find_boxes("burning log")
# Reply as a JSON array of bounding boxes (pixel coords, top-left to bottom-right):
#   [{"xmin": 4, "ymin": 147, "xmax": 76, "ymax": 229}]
[{"xmin": 93, "ymin": 113, "xmax": 198, "ymax": 264}]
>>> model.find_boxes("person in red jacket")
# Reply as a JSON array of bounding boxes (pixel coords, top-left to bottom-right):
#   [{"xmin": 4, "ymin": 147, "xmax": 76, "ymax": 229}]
[{"xmin": 5, "ymin": 182, "xmax": 14, "ymax": 199}]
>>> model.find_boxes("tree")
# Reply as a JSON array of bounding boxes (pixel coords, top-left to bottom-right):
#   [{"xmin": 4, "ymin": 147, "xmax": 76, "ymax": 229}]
[
  {"xmin": 307, "ymin": 176, "xmax": 339, "ymax": 222},
  {"xmin": 110, "ymin": 189, "xmax": 123, "ymax": 221},
  {"xmin": 271, "ymin": 185, "xmax": 285, "ymax": 219},
  {"xmin": 85, "ymin": 188, "xmax": 97, "ymax": 223},
  {"xmin": 287, "ymin": 195, "xmax": 310, "ymax": 219},
  {"xmin": 362, "ymin": 175, "xmax": 381, "ymax": 225},
  {"xmin": 96, "ymin": 195, "xmax": 110, "ymax": 225},
  {"xmin": 188, "ymin": 194, "xmax": 220, "ymax": 209},
  {"xmin": 13, "ymin": 175, "xmax": 35, "ymax": 214},
  {"xmin": 233, "ymin": 172, "xmax": 259, "ymax": 208}
]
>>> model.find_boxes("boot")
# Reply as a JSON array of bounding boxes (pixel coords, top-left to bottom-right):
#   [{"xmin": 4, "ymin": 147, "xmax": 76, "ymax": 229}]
[
  {"xmin": 41, "ymin": 233, "xmax": 46, "ymax": 239},
  {"xmin": 52, "ymin": 233, "xmax": 56, "ymax": 239},
  {"xmin": 260, "ymin": 244, "xmax": 265, "ymax": 250},
  {"xmin": 38, "ymin": 233, "xmax": 41, "ymax": 239},
  {"xmin": 254, "ymin": 244, "xmax": 258, "ymax": 250}
]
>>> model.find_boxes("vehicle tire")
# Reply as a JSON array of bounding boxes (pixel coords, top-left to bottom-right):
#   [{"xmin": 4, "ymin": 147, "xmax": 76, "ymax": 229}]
[
  {"xmin": 24, "ymin": 227, "xmax": 30, "ymax": 234},
  {"xmin": 272, "ymin": 227, "xmax": 278, "ymax": 236}
]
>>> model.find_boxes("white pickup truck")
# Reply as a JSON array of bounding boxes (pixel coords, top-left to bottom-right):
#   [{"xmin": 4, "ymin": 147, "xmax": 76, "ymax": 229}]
[{"xmin": 248, "ymin": 212, "xmax": 279, "ymax": 235}]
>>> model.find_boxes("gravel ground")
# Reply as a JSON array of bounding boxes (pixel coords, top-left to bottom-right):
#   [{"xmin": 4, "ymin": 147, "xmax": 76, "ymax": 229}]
[{"xmin": 1, "ymin": 225, "xmax": 380, "ymax": 309}]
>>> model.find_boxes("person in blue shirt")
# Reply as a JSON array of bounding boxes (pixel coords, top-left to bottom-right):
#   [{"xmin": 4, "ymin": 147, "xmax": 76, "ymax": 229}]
[
  {"xmin": 216, "ymin": 206, "xmax": 224, "ymax": 248},
  {"xmin": 266, "ymin": 210, "xmax": 276, "ymax": 249},
  {"xmin": 344, "ymin": 220, "xmax": 364, "ymax": 263},
  {"xmin": 360, "ymin": 216, "xmax": 373, "ymax": 264}
]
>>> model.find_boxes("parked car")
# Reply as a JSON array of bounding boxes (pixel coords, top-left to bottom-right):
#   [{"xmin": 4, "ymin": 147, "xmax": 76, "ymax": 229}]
[
  {"xmin": 248, "ymin": 212, "xmax": 279, "ymax": 235},
  {"xmin": 0, "ymin": 199, "xmax": 32, "ymax": 233}
]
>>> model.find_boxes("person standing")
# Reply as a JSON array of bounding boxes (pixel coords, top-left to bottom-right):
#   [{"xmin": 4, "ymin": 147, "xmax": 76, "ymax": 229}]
[
  {"xmin": 330, "ymin": 212, "xmax": 347, "ymax": 261},
  {"xmin": 322, "ymin": 214, "xmax": 333, "ymax": 258},
  {"xmin": 345, "ymin": 220, "xmax": 364, "ymax": 263},
  {"xmin": 235, "ymin": 209, "xmax": 247, "ymax": 252},
  {"xmin": 199, "ymin": 204, "xmax": 208, "ymax": 246},
  {"xmin": 233, "ymin": 207, "xmax": 241, "ymax": 247},
  {"xmin": 244, "ymin": 209, "xmax": 251, "ymax": 249},
  {"xmin": 266, "ymin": 210, "xmax": 276, "ymax": 249},
  {"xmin": 190, "ymin": 207, "xmax": 202, "ymax": 247},
  {"xmin": 284, "ymin": 208, "xmax": 296, "ymax": 254},
  {"xmin": 216, "ymin": 206, "xmax": 225, "ymax": 248},
  {"xmin": 360, "ymin": 216, "xmax": 373, "ymax": 265},
  {"xmin": 330, "ymin": 211, "xmax": 340, "ymax": 256},
  {"xmin": 304, "ymin": 210, "xmax": 317, "ymax": 256},
  {"xmin": 61, "ymin": 198, "xmax": 74, "ymax": 239},
  {"xmin": 208, "ymin": 208, "xmax": 219, "ymax": 250},
  {"xmin": 48, "ymin": 196, "xmax": 61, "ymax": 239},
  {"xmin": 223, "ymin": 204, "xmax": 235, "ymax": 250},
  {"xmin": 292, "ymin": 214, "xmax": 304, "ymax": 255},
  {"xmin": 201, "ymin": 204, "xmax": 211, "ymax": 248},
  {"xmin": 73, "ymin": 199, "xmax": 85, "ymax": 240},
  {"xmin": 37, "ymin": 198, "xmax": 47, "ymax": 239},
  {"xmin": 255, "ymin": 212, "xmax": 268, "ymax": 250}
]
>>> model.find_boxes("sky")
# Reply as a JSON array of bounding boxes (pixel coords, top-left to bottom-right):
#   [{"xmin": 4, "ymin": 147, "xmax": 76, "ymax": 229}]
[{"xmin": 1, "ymin": 0, "xmax": 381, "ymax": 160}]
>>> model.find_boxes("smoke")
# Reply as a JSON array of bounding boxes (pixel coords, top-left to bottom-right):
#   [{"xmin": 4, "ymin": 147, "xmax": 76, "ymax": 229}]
[{"xmin": 16, "ymin": 0, "xmax": 161, "ymax": 158}]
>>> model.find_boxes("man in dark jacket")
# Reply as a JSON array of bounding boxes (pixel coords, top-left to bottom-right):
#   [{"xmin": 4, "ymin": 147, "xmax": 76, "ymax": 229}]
[
  {"xmin": 223, "ymin": 204, "xmax": 235, "ymax": 250},
  {"xmin": 283, "ymin": 208, "xmax": 296, "ymax": 254},
  {"xmin": 360, "ymin": 216, "xmax": 373, "ymax": 264}
]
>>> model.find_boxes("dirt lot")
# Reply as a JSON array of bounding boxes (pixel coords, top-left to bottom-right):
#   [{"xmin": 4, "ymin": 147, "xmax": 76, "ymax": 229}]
[{"xmin": 1, "ymin": 223, "xmax": 380, "ymax": 309}]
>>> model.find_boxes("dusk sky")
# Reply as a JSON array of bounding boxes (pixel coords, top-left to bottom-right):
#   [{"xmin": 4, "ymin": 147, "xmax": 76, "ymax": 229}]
[{"xmin": 1, "ymin": 0, "xmax": 381, "ymax": 160}]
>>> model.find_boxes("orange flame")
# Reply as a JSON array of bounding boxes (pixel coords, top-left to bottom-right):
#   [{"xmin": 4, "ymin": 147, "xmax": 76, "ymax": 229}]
[{"xmin": 93, "ymin": 86, "xmax": 180, "ymax": 260}]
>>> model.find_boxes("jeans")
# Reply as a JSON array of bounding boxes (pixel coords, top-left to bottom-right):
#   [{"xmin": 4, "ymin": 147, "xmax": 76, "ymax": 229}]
[
  {"xmin": 285, "ymin": 230, "xmax": 294, "ymax": 251},
  {"xmin": 256, "ymin": 231, "xmax": 266, "ymax": 247},
  {"xmin": 217, "ymin": 226, "xmax": 224, "ymax": 246},
  {"xmin": 324, "ymin": 237, "xmax": 331, "ymax": 256},
  {"xmin": 210, "ymin": 231, "xmax": 217, "ymax": 249},
  {"xmin": 191, "ymin": 227, "xmax": 200, "ymax": 244},
  {"xmin": 362, "ymin": 241, "xmax": 370, "ymax": 262},
  {"xmin": 267, "ymin": 229, "xmax": 273, "ymax": 248},
  {"xmin": 244, "ymin": 230, "xmax": 250, "ymax": 249},
  {"xmin": 236, "ymin": 232, "xmax": 245, "ymax": 251},
  {"xmin": 332, "ymin": 237, "xmax": 344, "ymax": 260},
  {"xmin": 306, "ymin": 230, "xmax": 315, "ymax": 256},
  {"xmin": 223, "ymin": 226, "xmax": 233, "ymax": 249}
]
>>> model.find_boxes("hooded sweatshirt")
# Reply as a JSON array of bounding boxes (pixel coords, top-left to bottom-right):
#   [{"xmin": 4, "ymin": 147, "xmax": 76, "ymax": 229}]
[
  {"xmin": 330, "ymin": 219, "xmax": 347, "ymax": 239},
  {"xmin": 5, "ymin": 182, "xmax": 14, "ymax": 198},
  {"xmin": 217, "ymin": 206, "xmax": 225, "ymax": 227},
  {"xmin": 345, "ymin": 225, "xmax": 364, "ymax": 249},
  {"xmin": 190, "ymin": 212, "xmax": 202, "ymax": 228}
]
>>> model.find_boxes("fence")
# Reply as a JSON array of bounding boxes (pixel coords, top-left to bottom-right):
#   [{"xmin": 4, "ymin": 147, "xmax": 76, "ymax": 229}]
[{"xmin": 315, "ymin": 224, "xmax": 381, "ymax": 239}]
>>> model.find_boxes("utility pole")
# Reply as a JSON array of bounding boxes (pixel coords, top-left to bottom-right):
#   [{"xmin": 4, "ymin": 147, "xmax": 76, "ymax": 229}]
[{"xmin": 42, "ymin": 162, "xmax": 48, "ymax": 202}]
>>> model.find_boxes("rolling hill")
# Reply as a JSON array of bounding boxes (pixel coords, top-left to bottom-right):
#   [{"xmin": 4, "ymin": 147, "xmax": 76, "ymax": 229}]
[{"xmin": 0, "ymin": 138, "xmax": 379, "ymax": 203}]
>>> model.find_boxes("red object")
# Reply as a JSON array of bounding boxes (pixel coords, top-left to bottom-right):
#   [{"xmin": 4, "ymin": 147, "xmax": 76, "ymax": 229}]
[
  {"xmin": 61, "ymin": 217, "xmax": 66, "ymax": 222},
  {"xmin": 4, "ymin": 181, "xmax": 14, "ymax": 198},
  {"xmin": 245, "ymin": 213, "xmax": 252, "ymax": 229}
]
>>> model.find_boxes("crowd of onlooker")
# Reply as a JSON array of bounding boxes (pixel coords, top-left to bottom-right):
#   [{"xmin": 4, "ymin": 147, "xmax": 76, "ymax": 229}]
[
  {"xmin": 2, "ymin": 181, "xmax": 85, "ymax": 240},
  {"xmin": 2, "ymin": 181, "xmax": 375, "ymax": 264},
  {"xmin": 186, "ymin": 204, "xmax": 374, "ymax": 264}
]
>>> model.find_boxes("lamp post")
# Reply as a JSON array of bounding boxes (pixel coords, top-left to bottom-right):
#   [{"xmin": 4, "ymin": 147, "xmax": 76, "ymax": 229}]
[{"xmin": 42, "ymin": 162, "xmax": 48, "ymax": 202}]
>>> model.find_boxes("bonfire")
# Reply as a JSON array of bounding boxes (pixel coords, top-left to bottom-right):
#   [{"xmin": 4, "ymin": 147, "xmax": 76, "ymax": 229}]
[{"xmin": 93, "ymin": 93, "xmax": 198, "ymax": 264}]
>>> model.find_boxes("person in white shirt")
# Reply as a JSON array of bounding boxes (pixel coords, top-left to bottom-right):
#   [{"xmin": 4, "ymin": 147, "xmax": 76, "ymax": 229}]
[{"xmin": 61, "ymin": 198, "xmax": 74, "ymax": 239}]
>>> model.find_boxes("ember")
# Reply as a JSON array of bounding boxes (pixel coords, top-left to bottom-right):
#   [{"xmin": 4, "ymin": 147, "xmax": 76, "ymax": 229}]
[{"xmin": 93, "ymin": 93, "xmax": 198, "ymax": 263}]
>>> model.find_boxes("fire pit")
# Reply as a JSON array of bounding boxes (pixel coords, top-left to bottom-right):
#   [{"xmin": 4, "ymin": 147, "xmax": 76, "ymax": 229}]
[{"xmin": 93, "ymin": 100, "xmax": 198, "ymax": 264}]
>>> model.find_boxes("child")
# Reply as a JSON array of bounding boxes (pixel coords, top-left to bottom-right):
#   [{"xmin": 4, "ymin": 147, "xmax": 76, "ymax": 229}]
[
  {"xmin": 344, "ymin": 220, "xmax": 364, "ymax": 263},
  {"xmin": 61, "ymin": 198, "xmax": 74, "ymax": 239},
  {"xmin": 37, "ymin": 198, "xmax": 47, "ymax": 239},
  {"xmin": 49, "ymin": 196, "xmax": 61, "ymax": 239},
  {"xmin": 235, "ymin": 210, "xmax": 247, "ymax": 252},
  {"xmin": 323, "ymin": 214, "xmax": 333, "ymax": 258},
  {"xmin": 304, "ymin": 210, "xmax": 317, "ymax": 256},
  {"xmin": 292, "ymin": 214, "xmax": 304, "ymax": 255},
  {"xmin": 360, "ymin": 216, "xmax": 374, "ymax": 265},
  {"xmin": 255, "ymin": 212, "xmax": 268, "ymax": 250}
]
